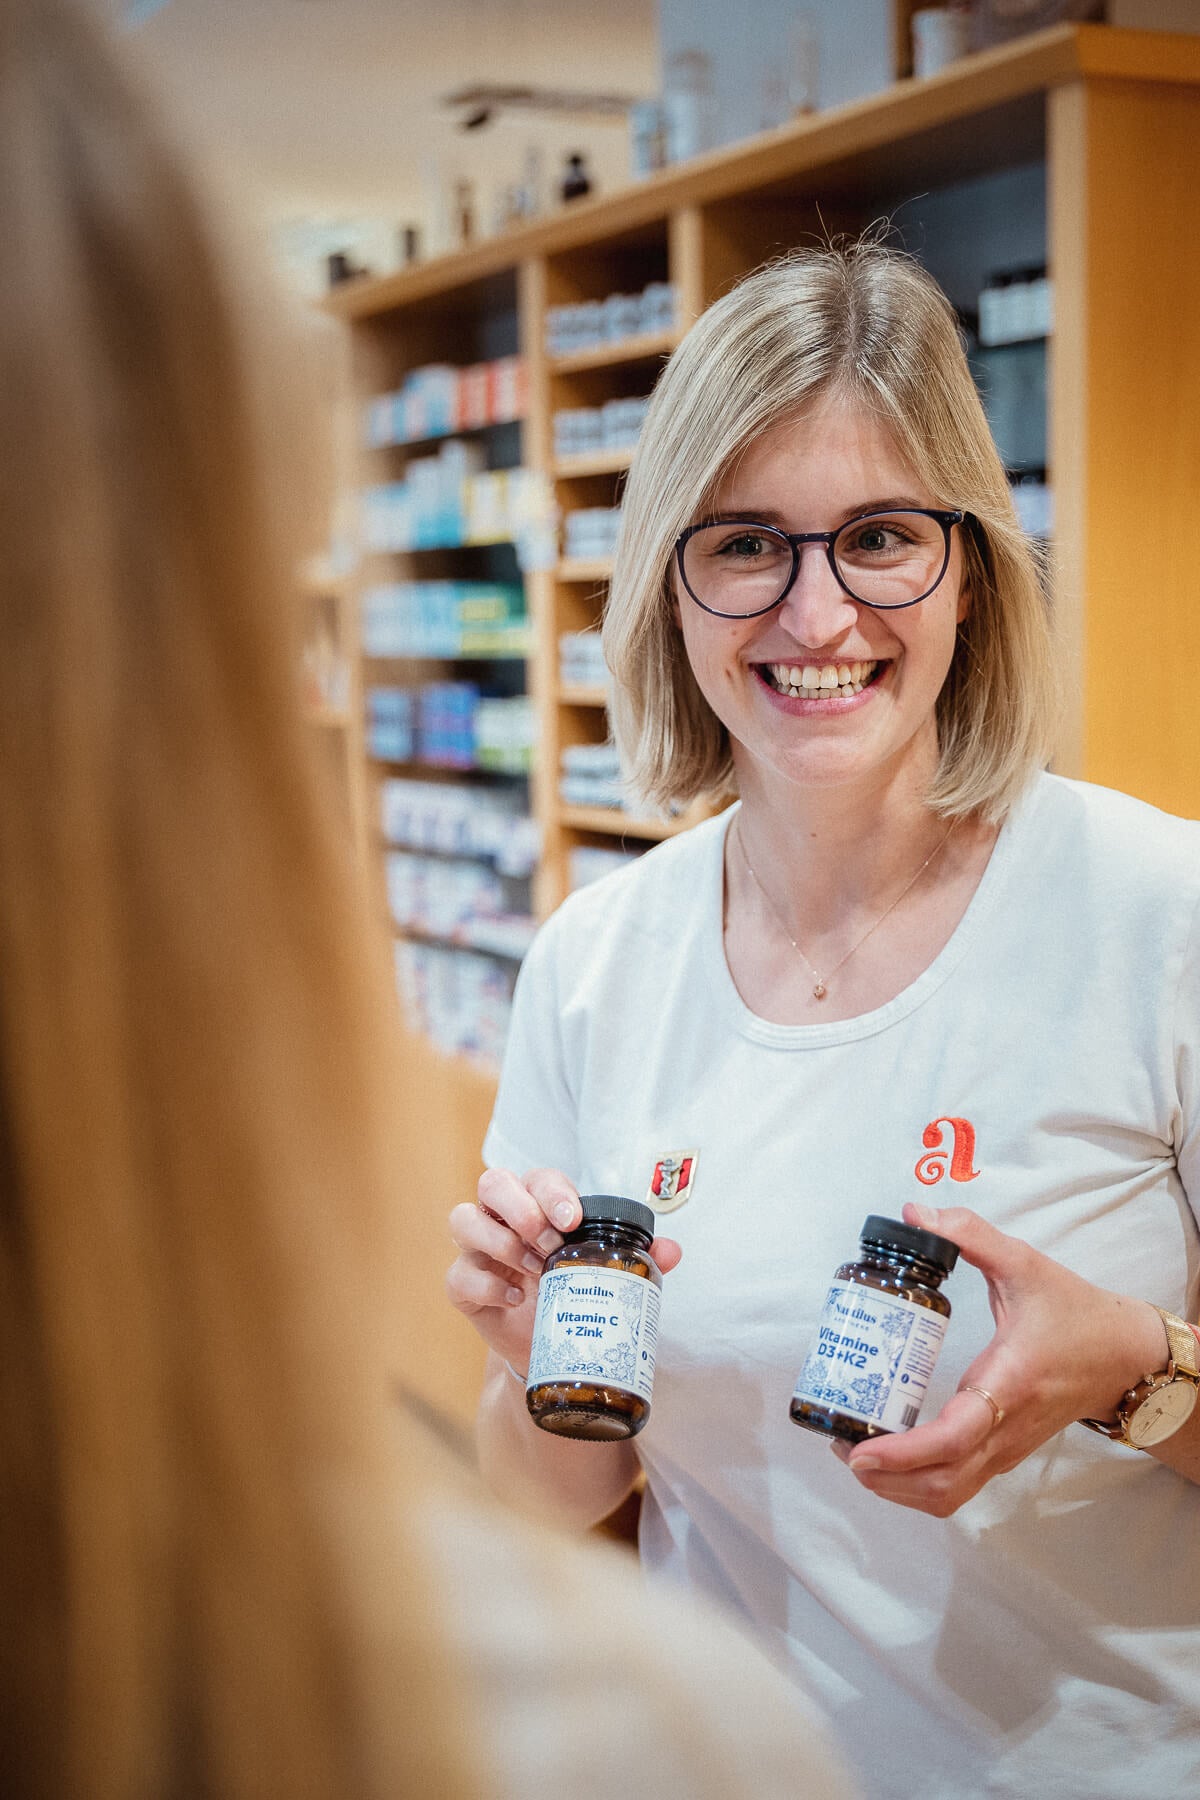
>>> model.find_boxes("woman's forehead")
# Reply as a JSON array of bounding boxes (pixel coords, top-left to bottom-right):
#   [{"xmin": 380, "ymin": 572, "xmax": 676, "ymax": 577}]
[{"xmin": 713, "ymin": 398, "xmax": 922, "ymax": 507}]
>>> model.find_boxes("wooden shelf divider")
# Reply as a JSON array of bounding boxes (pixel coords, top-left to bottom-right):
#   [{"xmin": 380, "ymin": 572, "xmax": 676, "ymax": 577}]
[
  {"xmin": 557, "ymin": 805, "xmax": 696, "ymax": 841},
  {"xmin": 558, "ymin": 683, "xmax": 611, "ymax": 708},
  {"xmin": 547, "ymin": 329, "xmax": 682, "ymax": 375},
  {"xmin": 556, "ymin": 558, "xmax": 614, "ymax": 583},
  {"xmin": 552, "ymin": 446, "xmax": 636, "ymax": 478}
]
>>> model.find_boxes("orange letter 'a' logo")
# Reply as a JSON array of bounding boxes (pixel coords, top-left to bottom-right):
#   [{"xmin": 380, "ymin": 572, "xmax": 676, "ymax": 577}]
[{"xmin": 914, "ymin": 1117, "xmax": 980, "ymax": 1186}]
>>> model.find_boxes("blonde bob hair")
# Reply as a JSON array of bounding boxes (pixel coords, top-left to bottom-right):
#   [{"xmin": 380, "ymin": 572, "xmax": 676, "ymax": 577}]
[{"xmin": 605, "ymin": 241, "xmax": 1057, "ymax": 822}]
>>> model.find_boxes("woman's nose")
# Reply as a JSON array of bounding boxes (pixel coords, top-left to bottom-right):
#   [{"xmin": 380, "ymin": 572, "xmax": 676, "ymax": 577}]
[{"xmin": 776, "ymin": 541, "xmax": 859, "ymax": 646}]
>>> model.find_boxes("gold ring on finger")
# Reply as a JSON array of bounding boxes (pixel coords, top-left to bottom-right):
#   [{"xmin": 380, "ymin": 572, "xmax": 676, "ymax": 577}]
[{"xmin": 959, "ymin": 1384, "xmax": 1005, "ymax": 1430}]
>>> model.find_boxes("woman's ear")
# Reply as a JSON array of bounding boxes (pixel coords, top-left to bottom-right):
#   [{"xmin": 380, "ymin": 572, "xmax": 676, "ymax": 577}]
[{"xmin": 955, "ymin": 525, "xmax": 978, "ymax": 625}]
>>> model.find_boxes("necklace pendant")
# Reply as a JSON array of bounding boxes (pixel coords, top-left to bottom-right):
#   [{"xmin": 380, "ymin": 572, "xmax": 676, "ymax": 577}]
[{"xmin": 812, "ymin": 980, "xmax": 827, "ymax": 1000}]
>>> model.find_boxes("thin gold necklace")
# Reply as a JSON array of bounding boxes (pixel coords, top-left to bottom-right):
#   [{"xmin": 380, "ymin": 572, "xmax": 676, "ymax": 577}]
[{"xmin": 733, "ymin": 813, "xmax": 955, "ymax": 1001}]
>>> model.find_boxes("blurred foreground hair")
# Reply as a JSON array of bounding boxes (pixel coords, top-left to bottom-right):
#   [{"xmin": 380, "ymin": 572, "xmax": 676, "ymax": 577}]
[{"xmin": 0, "ymin": 3, "xmax": 471, "ymax": 1795}]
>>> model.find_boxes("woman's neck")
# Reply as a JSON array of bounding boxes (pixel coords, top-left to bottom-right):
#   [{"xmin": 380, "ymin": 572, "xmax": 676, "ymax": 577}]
[
  {"xmin": 722, "ymin": 754, "xmax": 1000, "ymax": 1025},
  {"xmin": 731, "ymin": 755, "xmax": 952, "ymax": 931}
]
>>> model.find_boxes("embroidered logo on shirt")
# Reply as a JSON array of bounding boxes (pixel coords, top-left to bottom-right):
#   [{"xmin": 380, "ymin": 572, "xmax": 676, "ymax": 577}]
[
  {"xmin": 647, "ymin": 1151, "xmax": 698, "ymax": 1214},
  {"xmin": 914, "ymin": 1117, "xmax": 980, "ymax": 1186}
]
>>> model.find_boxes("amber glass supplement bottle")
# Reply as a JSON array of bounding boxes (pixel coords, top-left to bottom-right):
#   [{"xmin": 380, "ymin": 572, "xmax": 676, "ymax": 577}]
[
  {"xmin": 526, "ymin": 1195, "xmax": 661, "ymax": 1441},
  {"xmin": 790, "ymin": 1215, "xmax": 959, "ymax": 1445}
]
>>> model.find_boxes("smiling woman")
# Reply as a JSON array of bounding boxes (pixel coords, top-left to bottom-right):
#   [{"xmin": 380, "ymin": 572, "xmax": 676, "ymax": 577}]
[
  {"xmin": 448, "ymin": 240, "xmax": 1200, "ymax": 1800},
  {"xmin": 606, "ymin": 244, "xmax": 1056, "ymax": 822},
  {"xmin": 670, "ymin": 393, "xmax": 973, "ymax": 823}
]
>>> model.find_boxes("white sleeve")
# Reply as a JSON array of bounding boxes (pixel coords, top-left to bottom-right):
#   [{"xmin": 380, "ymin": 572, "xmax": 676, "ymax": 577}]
[
  {"xmin": 482, "ymin": 911, "xmax": 580, "ymax": 1178},
  {"xmin": 1172, "ymin": 885, "xmax": 1200, "ymax": 1231}
]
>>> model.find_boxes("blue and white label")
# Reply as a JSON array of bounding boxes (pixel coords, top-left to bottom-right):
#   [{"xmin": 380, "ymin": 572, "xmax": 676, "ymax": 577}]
[
  {"xmin": 792, "ymin": 1280, "xmax": 948, "ymax": 1432},
  {"xmin": 528, "ymin": 1265, "xmax": 660, "ymax": 1403}
]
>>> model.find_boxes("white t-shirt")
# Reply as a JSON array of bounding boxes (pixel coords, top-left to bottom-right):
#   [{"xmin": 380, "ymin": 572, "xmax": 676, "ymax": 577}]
[{"xmin": 485, "ymin": 773, "xmax": 1200, "ymax": 1799}]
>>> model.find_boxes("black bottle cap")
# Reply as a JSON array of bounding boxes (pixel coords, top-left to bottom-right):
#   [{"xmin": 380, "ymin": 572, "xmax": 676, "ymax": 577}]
[
  {"xmin": 574, "ymin": 1193, "xmax": 656, "ymax": 1238},
  {"xmin": 860, "ymin": 1214, "xmax": 959, "ymax": 1275}
]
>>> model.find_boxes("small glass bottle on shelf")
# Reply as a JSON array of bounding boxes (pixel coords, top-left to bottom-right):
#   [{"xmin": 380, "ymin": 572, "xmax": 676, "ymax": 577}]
[
  {"xmin": 662, "ymin": 48, "xmax": 714, "ymax": 162},
  {"xmin": 454, "ymin": 179, "xmax": 475, "ymax": 245},
  {"xmin": 559, "ymin": 152, "xmax": 593, "ymax": 202}
]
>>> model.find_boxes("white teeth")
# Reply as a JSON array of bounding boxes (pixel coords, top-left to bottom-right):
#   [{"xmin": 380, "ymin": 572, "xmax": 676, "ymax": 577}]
[{"xmin": 763, "ymin": 659, "xmax": 877, "ymax": 695}]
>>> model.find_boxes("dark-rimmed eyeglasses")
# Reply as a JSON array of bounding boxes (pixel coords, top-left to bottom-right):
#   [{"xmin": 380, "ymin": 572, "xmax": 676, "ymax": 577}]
[{"xmin": 674, "ymin": 508, "xmax": 966, "ymax": 617}]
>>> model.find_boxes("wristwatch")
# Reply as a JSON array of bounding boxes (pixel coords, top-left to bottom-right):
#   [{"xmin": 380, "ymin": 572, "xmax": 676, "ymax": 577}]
[{"xmin": 1080, "ymin": 1307, "xmax": 1200, "ymax": 1450}]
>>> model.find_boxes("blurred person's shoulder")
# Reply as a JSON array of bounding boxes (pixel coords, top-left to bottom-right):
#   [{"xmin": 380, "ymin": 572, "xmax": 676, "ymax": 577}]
[{"xmin": 413, "ymin": 1456, "xmax": 856, "ymax": 1800}]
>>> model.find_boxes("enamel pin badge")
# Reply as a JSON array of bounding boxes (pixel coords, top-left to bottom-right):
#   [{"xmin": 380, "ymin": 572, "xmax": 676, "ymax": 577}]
[{"xmin": 647, "ymin": 1151, "xmax": 699, "ymax": 1214}]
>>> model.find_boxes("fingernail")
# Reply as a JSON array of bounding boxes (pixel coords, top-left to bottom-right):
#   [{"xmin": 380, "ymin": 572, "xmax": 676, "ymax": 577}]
[
  {"xmin": 552, "ymin": 1201, "xmax": 576, "ymax": 1230},
  {"xmin": 851, "ymin": 1456, "xmax": 881, "ymax": 1474},
  {"xmin": 908, "ymin": 1204, "xmax": 935, "ymax": 1228},
  {"xmin": 521, "ymin": 1251, "xmax": 544, "ymax": 1275},
  {"xmin": 536, "ymin": 1228, "xmax": 560, "ymax": 1256},
  {"xmin": 506, "ymin": 1286, "xmax": 524, "ymax": 1306}
]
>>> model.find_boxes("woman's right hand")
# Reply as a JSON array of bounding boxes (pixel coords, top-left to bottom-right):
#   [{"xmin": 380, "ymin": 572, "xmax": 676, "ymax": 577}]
[
  {"xmin": 446, "ymin": 1167, "xmax": 583, "ymax": 1374},
  {"xmin": 447, "ymin": 1167, "xmax": 683, "ymax": 1375}
]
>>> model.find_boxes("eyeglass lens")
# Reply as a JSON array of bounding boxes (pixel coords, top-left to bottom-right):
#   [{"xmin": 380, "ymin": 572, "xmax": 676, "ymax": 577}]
[{"xmin": 681, "ymin": 512, "xmax": 950, "ymax": 614}]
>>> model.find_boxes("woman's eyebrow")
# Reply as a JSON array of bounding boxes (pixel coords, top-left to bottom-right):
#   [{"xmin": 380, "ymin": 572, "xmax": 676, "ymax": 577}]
[
  {"xmin": 700, "ymin": 496, "xmax": 929, "ymax": 527},
  {"xmin": 700, "ymin": 508, "xmax": 791, "ymax": 526}
]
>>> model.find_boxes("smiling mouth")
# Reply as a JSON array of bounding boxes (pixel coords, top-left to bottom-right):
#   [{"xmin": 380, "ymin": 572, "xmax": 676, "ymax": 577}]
[{"xmin": 756, "ymin": 659, "xmax": 882, "ymax": 699}]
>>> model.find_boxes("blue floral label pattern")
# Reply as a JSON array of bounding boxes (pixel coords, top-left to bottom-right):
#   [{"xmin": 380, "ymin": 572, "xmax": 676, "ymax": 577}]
[
  {"xmin": 792, "ymin": 1280, "xmax": 948, "ymax": 1432},
  {"xmin": 527, "ymin": 1266, "xmax": 660, "ymax": 1402}
]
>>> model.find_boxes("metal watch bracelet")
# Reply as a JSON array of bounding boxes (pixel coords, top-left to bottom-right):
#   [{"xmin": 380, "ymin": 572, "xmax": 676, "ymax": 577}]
[{"xmin": 1079, "ymin": 1306, "xmax": 1200, "ymax": 1443}]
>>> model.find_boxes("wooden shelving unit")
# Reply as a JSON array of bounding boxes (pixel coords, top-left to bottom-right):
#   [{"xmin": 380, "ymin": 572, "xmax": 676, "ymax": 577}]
[
  {"xmin": 547, "ymin": 327, "xmax": 683, "ymax": 375},
  {"xmin": 555, "ymin": 557, "xmax": 615, "ymax": 584},
  {"xmin": 558, "ymin": 683, "xmax": 610, "ymax": 708},
  {"xmin": 325, "ymin": 21, "xmax": 1200, "ymax": 1428},
  {"xmin": 552, "ymin": 447, "xmax": 636, "ymax": 479},
  {"xmin": 557, "ymin": 805, "xmax": 707, "ymax": 841}
]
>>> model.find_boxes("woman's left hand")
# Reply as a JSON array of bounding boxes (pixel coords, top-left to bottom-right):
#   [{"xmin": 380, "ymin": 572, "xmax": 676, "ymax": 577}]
[{"xmin": 834, "ymin": 1202, "xmax": 1169, "ymax": 1517}]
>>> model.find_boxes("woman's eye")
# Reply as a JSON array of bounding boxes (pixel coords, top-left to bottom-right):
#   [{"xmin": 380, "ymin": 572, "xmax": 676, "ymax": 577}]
[
  {"xmin": 845, "ymin": 523, "xmax": 906, "ymax": 555},
  {"xmin": 721, "ymin": 533, "xmax": 769, "ymax": 558}
]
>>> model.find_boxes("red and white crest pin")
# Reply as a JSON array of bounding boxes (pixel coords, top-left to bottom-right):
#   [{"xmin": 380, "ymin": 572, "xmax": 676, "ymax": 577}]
[{"xmin": 647, "ymin": 1151, "xmax": 699, "ymax": 1214}]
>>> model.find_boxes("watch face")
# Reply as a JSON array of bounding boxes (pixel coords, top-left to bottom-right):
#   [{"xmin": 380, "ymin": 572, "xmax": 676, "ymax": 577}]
[{"xmin": 1128, "ymin": 1380, "xmax": 1199, "ymax": 1449}]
